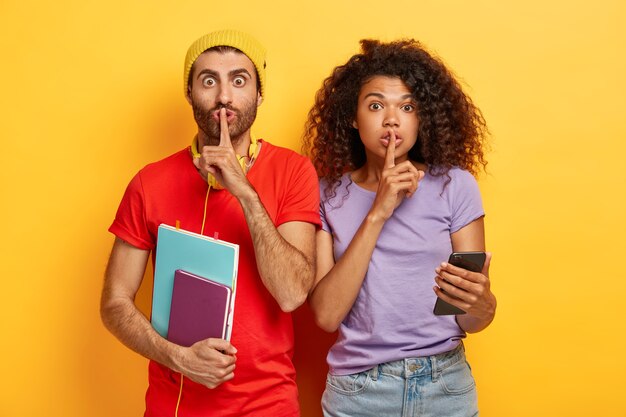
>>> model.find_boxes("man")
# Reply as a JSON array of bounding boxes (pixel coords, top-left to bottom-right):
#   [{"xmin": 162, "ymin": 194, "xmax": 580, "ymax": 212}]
[{"xmin": 101, "ymin": 30, "xmax": 320, "ymax": 416}]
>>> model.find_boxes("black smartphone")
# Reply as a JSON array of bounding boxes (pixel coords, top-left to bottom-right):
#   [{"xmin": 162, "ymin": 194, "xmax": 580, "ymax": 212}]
[{"xmin": 433, "ymin": 251, "xmax": 486, "ymax": 316}]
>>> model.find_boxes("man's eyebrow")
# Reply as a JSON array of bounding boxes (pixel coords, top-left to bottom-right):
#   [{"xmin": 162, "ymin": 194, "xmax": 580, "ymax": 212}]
[
  {"xmin": 229, "ymin": 68, "xmax": 252, "ymax": 78},
  {"xmin": 195, "ymin": 68, "xmax": 252, "ymax": 80},
  {"xmin": 196, "ymin": 69, "xmax": 219, "ymax": 79}
]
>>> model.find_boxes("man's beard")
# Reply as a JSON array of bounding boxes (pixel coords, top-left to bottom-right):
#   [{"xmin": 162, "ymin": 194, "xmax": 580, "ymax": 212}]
[{"xmin": 192, "ymin": 98, "xmax": 258, "ymax": 146}]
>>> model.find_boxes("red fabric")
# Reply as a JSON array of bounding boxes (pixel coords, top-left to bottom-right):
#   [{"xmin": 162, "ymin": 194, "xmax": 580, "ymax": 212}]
[{"xmin": 109, "ymin": 141, "xmax": 321, "ymax": 417}]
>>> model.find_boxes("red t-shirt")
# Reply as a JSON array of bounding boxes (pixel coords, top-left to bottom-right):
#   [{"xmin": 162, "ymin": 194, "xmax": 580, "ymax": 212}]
[{"xmin": 109, "ymin": 140, "xmax": 321, "ymax": 417}]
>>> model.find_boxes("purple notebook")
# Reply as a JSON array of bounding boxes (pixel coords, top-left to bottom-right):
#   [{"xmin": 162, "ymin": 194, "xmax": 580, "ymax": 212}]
[{"xmin": 167, "ymin": 269, "xmax": 232, "ymax": 347}]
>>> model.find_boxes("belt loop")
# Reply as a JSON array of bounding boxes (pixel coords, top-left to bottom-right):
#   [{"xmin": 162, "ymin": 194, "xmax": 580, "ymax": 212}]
[
  {"xmin": 431, "ymin": 355, "xmax": 441, "ymax": 381},
  {"xmin": 370, "ymin": 364, "xmax": 379, "ymax": 381}
]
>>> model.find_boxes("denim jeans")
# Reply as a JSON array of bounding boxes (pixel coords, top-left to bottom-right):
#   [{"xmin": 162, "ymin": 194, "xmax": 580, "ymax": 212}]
[{"xmin": 321, "ymin": 343, "xmax": 478, "ymax": 417}]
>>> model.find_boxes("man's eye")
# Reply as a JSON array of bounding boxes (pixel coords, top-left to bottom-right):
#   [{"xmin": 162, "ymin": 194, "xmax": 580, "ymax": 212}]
[
  {"xmin": 202, "ymin": 77, "xmax": 216, "ymax": 87},
  {"xmin": 233, "ymin": 77, "xmax": 246, "ymax": 87}
]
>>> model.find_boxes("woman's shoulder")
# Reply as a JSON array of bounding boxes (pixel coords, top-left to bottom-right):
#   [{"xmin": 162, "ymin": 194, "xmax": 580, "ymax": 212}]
[
  {"xmin": 319, "ymin": 172, "xmax": 357, "ymax": 207},
  {"xmin": 420, "ymin": 167, "xmax": 480, "ymax": 201},
  {"xmin": 427, "ymin": 166, "xmax": 476, "ymax": 184},
  {"xmin": 320, "ymin": 172, "xmax": 352, "ymax": 189},
  {"xmin": 448, "ymin": 166, "xmax": 477, "ymax": 182}
]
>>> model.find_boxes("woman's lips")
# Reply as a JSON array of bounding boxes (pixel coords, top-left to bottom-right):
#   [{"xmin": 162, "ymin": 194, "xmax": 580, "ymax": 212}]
[{"xmin": 380, "ymin": 135, "xmax": 403, "ymax": 147}]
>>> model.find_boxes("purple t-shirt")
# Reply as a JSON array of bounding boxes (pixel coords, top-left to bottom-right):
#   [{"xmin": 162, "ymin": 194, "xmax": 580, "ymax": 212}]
[{"xmin": 320, "ymin": 168, "xmax": 485, "ymax": 375}]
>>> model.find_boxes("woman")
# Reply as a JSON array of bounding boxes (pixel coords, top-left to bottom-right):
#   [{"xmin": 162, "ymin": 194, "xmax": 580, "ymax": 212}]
[{"xmin": 303, "ymin": 39, "xmax": 496, "ymax": 416}]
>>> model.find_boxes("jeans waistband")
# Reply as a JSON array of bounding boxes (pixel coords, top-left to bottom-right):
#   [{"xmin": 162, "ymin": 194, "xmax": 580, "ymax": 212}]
[{"xmin": 370, "ymin": 343, "xmax": 465, "ymax": 381}]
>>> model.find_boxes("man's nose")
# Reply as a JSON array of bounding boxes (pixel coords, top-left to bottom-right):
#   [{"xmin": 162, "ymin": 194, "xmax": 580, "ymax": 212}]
[{"xmin": 217, "ymin": 84, "xmax": 233, "ymax": 105}]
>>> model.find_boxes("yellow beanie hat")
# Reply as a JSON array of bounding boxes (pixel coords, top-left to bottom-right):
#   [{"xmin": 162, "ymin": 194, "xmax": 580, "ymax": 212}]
[{"xmin": 184, "ymin": 29, "xmax": 267, "ymax": 97}]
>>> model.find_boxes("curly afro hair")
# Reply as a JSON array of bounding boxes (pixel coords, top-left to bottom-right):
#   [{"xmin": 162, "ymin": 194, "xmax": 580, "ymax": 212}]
[{"xmin": 303, "ymin": 39, "xmax": 489, "ymax": 200}]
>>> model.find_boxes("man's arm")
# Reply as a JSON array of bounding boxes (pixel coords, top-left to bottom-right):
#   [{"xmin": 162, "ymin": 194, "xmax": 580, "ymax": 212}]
[
  {"xmin": 239, "ymin": 192, "xmax": 316, "ymax": 312},
  {"xmin": 196, "ymin": 109, "xmax": 316, "ymax": 312},
  {"xmin": 198, "ymin": 143, "xmax": 316, "ymax": 312},
  {"xmin": 100, "ymin": 238, "xmax": 238, "ymax": 389},
  {"xmin": 202, "ymin": 152, "xmax": 316, "ymax": 312}
]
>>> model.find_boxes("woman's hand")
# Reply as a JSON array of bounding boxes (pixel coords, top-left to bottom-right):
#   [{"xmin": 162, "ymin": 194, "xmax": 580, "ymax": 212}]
[
  {"xmin": 370, "ymin": 130, "xmax": 424, "ymax": 221},
  {"xmin": 433, "ymin": 252, "xmax": 497, "ymax": 332}
]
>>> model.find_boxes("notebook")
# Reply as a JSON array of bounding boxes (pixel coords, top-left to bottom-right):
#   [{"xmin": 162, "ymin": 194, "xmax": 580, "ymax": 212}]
[
  {"xmin": 152, "ymin": 224, "xmax": 239, "ymax": 341},
  {"xmin": 167, "ymin": 270, "xmax": 232, "ymax": 346}
]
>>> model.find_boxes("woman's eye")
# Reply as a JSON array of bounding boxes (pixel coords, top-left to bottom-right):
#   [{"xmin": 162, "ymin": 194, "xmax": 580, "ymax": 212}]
[
  {"xmin": 369, "ymin": 103, "xmax": 382, "ymax": 110},
  {"xmin": 402, "ymin": 104, "xmax": 415, "ymax": 111},
  {"xmin": 202, "ymin": 77, "xmax": 216, "ymax": 87},
  {"xmin": 233, "ymin": 77, "xmax": 246, "ymax": 87}
]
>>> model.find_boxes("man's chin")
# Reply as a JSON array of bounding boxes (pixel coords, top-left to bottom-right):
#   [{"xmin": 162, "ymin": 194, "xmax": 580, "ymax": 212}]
[
  {"xmin": 204, "ymin": 122, "xmax": 244, "ymax": 139},
  {"xmin": 199, "ymin": 128, "xmax": 246, "ymax": 146}
]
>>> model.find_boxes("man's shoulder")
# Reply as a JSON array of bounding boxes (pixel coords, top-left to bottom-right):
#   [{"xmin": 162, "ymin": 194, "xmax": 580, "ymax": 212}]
[
  {"xmin": 138, "ymin": 148, "xmax": 190, "ymax": 177},
  {"xmin": 259, "ymin": 140, "xmax": 303, "ymax": 157},
  {"xmin": 258, "ymin": 140, "xmax": 311, "ymax": 168}
]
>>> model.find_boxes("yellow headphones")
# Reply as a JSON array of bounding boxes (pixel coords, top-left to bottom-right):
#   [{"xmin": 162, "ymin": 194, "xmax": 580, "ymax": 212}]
[{"xmin": 190, "ymin": 135, "xmax": 259, "ymax": 190}]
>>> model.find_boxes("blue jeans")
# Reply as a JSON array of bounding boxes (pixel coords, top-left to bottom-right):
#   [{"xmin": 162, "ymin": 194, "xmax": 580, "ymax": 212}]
[{"xmin": 321, "ymin": 343, "xmax": 478, "ymax": 417}]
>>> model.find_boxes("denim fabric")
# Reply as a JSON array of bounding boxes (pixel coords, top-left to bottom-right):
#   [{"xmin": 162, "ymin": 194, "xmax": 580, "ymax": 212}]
[{"xmin": 321, "ymin": 344, "xmax": 478, "ymax": 417}]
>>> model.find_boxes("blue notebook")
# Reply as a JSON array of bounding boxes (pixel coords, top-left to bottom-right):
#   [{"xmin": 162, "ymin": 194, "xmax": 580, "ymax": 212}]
[{"xmin": 152, "ymin": 224, "xmax": 239, "ymax": 341}]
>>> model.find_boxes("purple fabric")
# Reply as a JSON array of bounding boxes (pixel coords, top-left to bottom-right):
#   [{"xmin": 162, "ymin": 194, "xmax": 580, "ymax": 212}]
[{"xmin": 320, "ymin": 168, "xmax": 485, "ymax": 375}]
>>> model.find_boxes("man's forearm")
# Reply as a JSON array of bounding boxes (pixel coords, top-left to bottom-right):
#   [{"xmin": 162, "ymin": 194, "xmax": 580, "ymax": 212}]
[
  {"xmin": 100, "ymin": 294, "xmax": 182, "ymax": 370},
  {"xmin": 101, "ymin": 294, "xmax": 238, "ymax": 389},
  {"xmin": 237, "ymin": 189, "xmax": 315, "ymax": 312}
]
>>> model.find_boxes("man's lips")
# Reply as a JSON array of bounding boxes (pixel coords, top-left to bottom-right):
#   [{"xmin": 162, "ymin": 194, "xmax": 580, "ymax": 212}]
[{"xmin": 212, "ymin": 109, "xmax": 236, "ymax": 123}]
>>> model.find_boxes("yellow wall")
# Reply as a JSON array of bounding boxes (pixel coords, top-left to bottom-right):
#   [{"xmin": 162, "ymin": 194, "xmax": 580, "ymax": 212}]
[{"xmin": 1, "ymin": 1, "xmax": 625, "ymax": 416}]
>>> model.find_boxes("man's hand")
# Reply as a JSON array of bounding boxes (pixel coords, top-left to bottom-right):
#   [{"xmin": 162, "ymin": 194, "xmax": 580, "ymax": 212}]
[
  {"xmin": 195, "ymin": 108, "xmax": 253, "ymax": 196},
  {"xmin": 177, "ymin": 338, "xmax": 238, "ymax": 389}
]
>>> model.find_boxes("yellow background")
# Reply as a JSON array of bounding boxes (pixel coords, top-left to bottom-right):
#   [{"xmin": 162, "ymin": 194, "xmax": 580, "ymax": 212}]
[{"xmin": 1, "ymin": 0, "xmax": 625, "ymax": 416}]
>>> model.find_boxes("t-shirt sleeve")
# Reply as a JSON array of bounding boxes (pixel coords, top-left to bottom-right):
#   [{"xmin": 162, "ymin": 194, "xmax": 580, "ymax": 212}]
[
  {"xmin": 449, "ymin": 169, "xmax": 485, "ymax": 233},
  {"xmin": 108, "ymin": 172, "xmax": 155, "ymax": 250},
  {"xmin": 319, "ymin": 182, "xmax": 331, "ymax": 234},
  {"xmin": 275, "ymin": 156, "xmax": 322, "ymax": 228}
]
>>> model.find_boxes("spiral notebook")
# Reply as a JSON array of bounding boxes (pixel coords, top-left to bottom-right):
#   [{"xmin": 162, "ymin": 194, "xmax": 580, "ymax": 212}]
[{"xmin": 152, "ymin": 224, "xmax": 239, "ymax": 342}]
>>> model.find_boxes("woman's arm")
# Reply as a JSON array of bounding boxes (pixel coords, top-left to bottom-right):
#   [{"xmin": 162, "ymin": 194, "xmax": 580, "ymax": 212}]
[
  {"xmin": 308, "ymin": 215, "xmax": 386, "ymax": 332},
  {"xmin": 433, "ymin": 217, "xmax": 497, "ymax": 333},
  {"xmin": 309, "ymin": 135, "xmax": 423, "ymax": 331}
]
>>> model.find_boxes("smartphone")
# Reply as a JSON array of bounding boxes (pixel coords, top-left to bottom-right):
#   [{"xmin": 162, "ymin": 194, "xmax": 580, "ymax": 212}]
[{"xmin": 433, "ymin": 251, "xmax": 486, "ymax": 316}]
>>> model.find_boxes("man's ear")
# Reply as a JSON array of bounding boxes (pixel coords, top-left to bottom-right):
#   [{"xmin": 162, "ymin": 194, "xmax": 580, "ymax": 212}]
[
  {"xmin": 257, "ymin": 92, "xmax": 263, "ymax": 107},
  {"xmin": 185, "ymin": 86, "xmax": 192, "ymax": 105}
]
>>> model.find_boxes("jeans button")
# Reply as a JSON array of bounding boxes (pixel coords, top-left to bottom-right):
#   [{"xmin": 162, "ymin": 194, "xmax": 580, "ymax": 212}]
[{"xmin": 409, "ymin": 364, "xmax": 418, "ymax": 372}]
